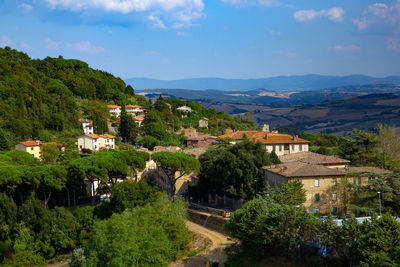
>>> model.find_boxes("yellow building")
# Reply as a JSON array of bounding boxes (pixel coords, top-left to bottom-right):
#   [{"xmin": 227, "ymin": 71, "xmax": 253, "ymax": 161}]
[
  {"xmin": 15, "ymin": 140, "xmax": 41, "ymax": 159},
  {"xmin": 264, "ymin": 152, "xmax": 391, "ymax": 214}
]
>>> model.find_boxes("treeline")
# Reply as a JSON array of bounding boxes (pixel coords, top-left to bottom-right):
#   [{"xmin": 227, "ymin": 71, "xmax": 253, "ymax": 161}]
[
  {"xmin": 224, "ymin": 188, "xmax": 400, "ymax": 266},
  {"xmin": 0, "ymin": 181, "xmax": 188, "ymax": 266},
  {"xmin": 189, "ymin": 140, "xmax": 280, "ymax": 201},
  {"xmin": 0, "ymin": 148, "xmax": 190, "ymax": 266},
  {"xmin": 0, "ymin": 47, "xmax": 136, "ymax": 146},
  {"xmin": 302, "ymin": 125, "xmax": 400, "ymax": 171}
]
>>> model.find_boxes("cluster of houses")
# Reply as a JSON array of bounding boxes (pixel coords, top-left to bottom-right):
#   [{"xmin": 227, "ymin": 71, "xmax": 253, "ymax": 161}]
[
  {"xmin": 218, "ymin": 126, "xmax": 390, "ymax": 214},
  {"xmin": 14, "ymin": 113, "xmax": 391, "ymax": 215}
]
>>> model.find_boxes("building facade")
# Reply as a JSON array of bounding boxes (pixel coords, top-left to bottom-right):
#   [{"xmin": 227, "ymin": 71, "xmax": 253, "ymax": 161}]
[
  {"xmin": 77, "ymin": 134, "xmax": 115, "ymax": 152},
  {"xmin": 79, "ymin": 119, "xmax": 94, "ymax": 135},
  {"xmin": 219, "ymin": 130, "xmax": 310, "ymax": 156}
]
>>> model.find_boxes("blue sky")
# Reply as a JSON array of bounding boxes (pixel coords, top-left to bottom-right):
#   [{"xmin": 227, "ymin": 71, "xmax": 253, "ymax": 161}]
[{"xmin": 0, "ymin": 0, "xmax": 400, "ymax": 80}]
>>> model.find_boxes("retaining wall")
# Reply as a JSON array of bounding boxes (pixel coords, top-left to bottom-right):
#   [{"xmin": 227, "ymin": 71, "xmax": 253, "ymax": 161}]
[{"xmin": 187, "ymin": 209, "xmax": 228, "ymax": 234}]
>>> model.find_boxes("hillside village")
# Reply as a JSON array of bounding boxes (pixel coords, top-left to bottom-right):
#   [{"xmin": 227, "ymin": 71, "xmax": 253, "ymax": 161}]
[{"xmin": 1, "ymin": 48, "xmax": 400, "ymax": 266}]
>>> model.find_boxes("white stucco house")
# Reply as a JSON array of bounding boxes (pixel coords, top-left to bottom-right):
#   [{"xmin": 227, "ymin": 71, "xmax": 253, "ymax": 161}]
[{"xmin": 77, "ymin": 133, "xmax": 115, "ymax": 152}]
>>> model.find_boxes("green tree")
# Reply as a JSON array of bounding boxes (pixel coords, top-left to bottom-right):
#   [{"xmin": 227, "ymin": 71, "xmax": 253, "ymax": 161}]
[
  {"xmin": 119, "ymin": 105, "xmax": 138, "ymax": 144},
  {"xmin": 111, "ymin": 180, "xmax": 160, "ymax": 213},
  {"xmin": 88, "ymin": 100, "xmax": 109, "ymax": 134},
  {"xmin": 198, "ymin": 140, "xmax": 274, "ymax": 200},
  {"xmin": 272, "ymin": 180, "xmax": 306, "ymax": 206},
  {"xmin": 377, "ymin": 124, "xmax": 400, "ymax": 171},
  {"xmin": 339, "ymin": 129, "xmax": 378, "ymax": 166},
  {"xmin": 0, "ymin": 129, "xmax": 10, "ymax": 151},
  {"xmin": 40, "ymin": 144, "xmax": 61, "ymax": 163},
  {"xmin": 151, "ymin": 152, "xmax": 199, "ymax": 199}
]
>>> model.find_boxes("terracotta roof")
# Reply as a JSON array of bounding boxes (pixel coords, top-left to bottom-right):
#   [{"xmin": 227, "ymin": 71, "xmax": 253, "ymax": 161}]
[
  {"xmin": 347, "ymin": 167, "xmax": 392, "ymax": 175},
  {"xmin": 80, "ymin": 134, "xmax": 100, "ymax": 139},
  {"xmin": 107, "ymin": 105, "xmax": 120, "ymax": 109},
  {"xmin": 100, "ymin": 134, "xmax": 115, "ymax": 139},
  {"xmin": 200, "ymin": 117, "xmax": 208, "ymax": 121},
  {"xmin": 263, "ymin": 162, "xmax": 346, "ymax": 178},
  {"xmin": 219, "ymin": 131, "xmax": 310, "ymax": 145},
  {"xmin": 126, "ymin": 105, "xmax": 143, "ymax": 109},
  {"xmin": 79, "ymin": 118, "xmax": 91, "ymax": 123},
  {"xmin": 279, "ymin": 152, "xmax": 350, "ymax": 165},
  {"xmin": 19, "ymin": 140, "xmax": 40, "ymax": 147},
  {"xmin": 135, "ymin": 115, "xmax": 145, "ymax": 121}
]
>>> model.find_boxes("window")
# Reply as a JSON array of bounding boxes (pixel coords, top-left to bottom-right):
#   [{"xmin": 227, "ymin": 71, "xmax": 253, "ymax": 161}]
[
  {"xmin": 297, "ymin": 179, "xmax": 302, "ymax": 184},
  {"xmin": 291, "ymin": 144, "xmax": 295, "ymax": 151},
  {"xmin": 315, "ymin": 179, "xmax": 320, "ymax": 187},
  {"xmin": 279, "ymin": 145, "xmax": 282, "ymax": 152},
  {"xmin": 354, "ymin": 177, "xmax": 361, "ymax": 185},
  {"xmin": 332, "ymin": 193, "xmax": 337, "ymax": 201},
  {"xmin": 332, "ymin": 178, "xmax": 337, "ymax": 185},
  {"xmin": 273, "ymin": 145, "xmax": 276, "ymax": 151},
  {"xmin": 299, "ymin": 144, "xmax": 303, "ymax": 151},
  {"xmin": 31, "ymin": 147, "xmax": 34, "ymax": 151},
  {"xmin": 315, "ymin": 193, "xmax": 320, "ymax": 201},
  {"xmin": 333, "ymin": 207, "xmax": 338, "ymax": 213},
  {"xmin": 80, "ymin": 145, "xmax": 82, "ymax": 149}
]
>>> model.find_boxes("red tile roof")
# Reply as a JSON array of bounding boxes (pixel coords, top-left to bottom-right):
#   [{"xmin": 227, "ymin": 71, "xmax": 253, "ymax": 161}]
[
  {"xmin": 107, "ymin": 105, "xmax": 120, "ymax": 109},
  {"xmin": 19, "ymin": 140, "xmax": 40, "ymax": 147},
  {"xmin": 219, "ymin": 131, "xmax": 310, "ymax": 145},
  {"xmin": 135, "ymin": 115, "xmax": 145, "ymax": 121}
]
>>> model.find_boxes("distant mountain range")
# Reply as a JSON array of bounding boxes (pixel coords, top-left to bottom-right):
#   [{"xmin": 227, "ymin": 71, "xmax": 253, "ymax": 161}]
[
  {"xmin": 126, "ymin": 74, "xmax": 400, "ymax": 91},
  {"xmin": 137, "ymin": 83, "xmax": 400, "ymax": 107}
]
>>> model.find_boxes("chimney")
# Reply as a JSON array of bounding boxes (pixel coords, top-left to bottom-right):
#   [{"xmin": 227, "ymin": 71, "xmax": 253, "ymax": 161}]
[
  {"xmin": 293, "ymin": 135, "xmax": 298, "ymax": 141},
  {"xmin": 262, "ymin": 124, "xmax": 270, "ymax": 133}
]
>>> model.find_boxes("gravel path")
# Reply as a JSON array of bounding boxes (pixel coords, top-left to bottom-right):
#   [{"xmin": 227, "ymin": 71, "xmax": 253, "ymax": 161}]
[{"xmin": 170, "ymin": 221, "xmax": 233, "ymax": 267}]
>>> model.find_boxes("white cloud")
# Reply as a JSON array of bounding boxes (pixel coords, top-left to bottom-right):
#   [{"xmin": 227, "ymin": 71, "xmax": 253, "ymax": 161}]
[
  {"xmin": 44, "ymin": 37, "xmax": 60, "ymax": 50},
  {"xmin": 0, "ymin": 36, "xmax": 12, "ymax": 47},
  {"xmin": 65, "ymin": 41, "xmax": 107, "ymax": 53},
  {"xmin": 293, "ymin": 7, "xmax": 344, "ymax": 23},
  {"xmin": 148, "ymin": 14, "xmax": 166, "ymax": 29},
  {"xmin": 45, "ymin": 0, "xmax": 204, "ymax": 28},
  {"xmin": 44, "ymin": 37, "xmax": 106, "ymax": 53},
  {"xmin": 287, "ymin": 51, "xmax": 297, "ymax": 57},
  {"xmin": 19, "ymin": 42, "xmax": 32, "ymax": 51},
  {"xmin": 353, "ymin": 1, "xmax": 400, "ymax": 34},
  {"xmin": 18, "ymin": 3, "xmax": 33, "ymax": 13},
  {"xmin": 328, "ymin": 45, "xmax": 360, "ymax": 52},
  {"xmin": 176, "ymin": 31, "xmax": 186, "ymax": 36},
  {"xmin": 221, "ymin": 0, "xmax": 281, "ymax": 7},
  {"xmin": 386, "ymin": 37, "xmax": 400, "ymax": 52},
  {"xmin": 269, "ymin": 29, "xmax": 281, "ymax": 36}
]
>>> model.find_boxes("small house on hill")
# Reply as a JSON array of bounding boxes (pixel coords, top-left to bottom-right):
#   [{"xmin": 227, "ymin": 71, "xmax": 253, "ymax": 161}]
[
  {"xmin": 79, "ymin": 119, "xmax": 94, "ymax": 135},
  {"xmin": 199, "ymin": 117, "xmax": 209, "ymax": 128},
  {"xmin": 15, "ymin": 140, "xmax": 64, "ymax": 159},
  {"xmin": 77, "ymin": 134, "xmax": 115, "ymax": 153}
]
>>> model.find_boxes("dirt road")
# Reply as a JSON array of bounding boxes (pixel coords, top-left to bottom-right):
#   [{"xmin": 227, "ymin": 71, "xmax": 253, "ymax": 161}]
[{"xmin": 170, "ymin": 221, "xmax": 233, "ymax": 267}]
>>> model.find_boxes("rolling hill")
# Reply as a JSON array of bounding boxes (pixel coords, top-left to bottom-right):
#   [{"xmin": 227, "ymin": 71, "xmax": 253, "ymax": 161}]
[{"xmin": 127, "ymin": 74, "xmax": 400, "ymax": 91}]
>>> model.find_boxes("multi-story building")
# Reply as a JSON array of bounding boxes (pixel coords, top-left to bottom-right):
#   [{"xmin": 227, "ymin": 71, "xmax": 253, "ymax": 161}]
[
  {"xmin": 219, "ymin": 130, "xmax": 310, "ymax": 156},
  {"xmin": 79, "ymin": 119, "xmax": 94, "ymax": 134},
  {"xmin": 77, "ymin": 133, "xmax": 115, "ymax": 152},
  {"xmin": 107, "ymin": 105, "xmax": 121, "ymax": 117},
  {"xmin": 263, "ymin": 153, "xmax": 391, "ymax": 214},
  {"xmin": 15, "ymin": 140, "xmax": 41, "ymax": 158}
]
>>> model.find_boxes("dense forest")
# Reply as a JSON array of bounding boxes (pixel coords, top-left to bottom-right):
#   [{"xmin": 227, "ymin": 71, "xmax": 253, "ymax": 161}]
[{"xmin": 0, "ymin": 47, "xmax": 132, "ymax": 146}]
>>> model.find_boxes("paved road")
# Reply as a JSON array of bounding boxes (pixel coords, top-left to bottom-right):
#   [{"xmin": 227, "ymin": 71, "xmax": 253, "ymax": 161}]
[{"xmin": 171, "ymin": 221, "xmax": 233, "ymax": 267}]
